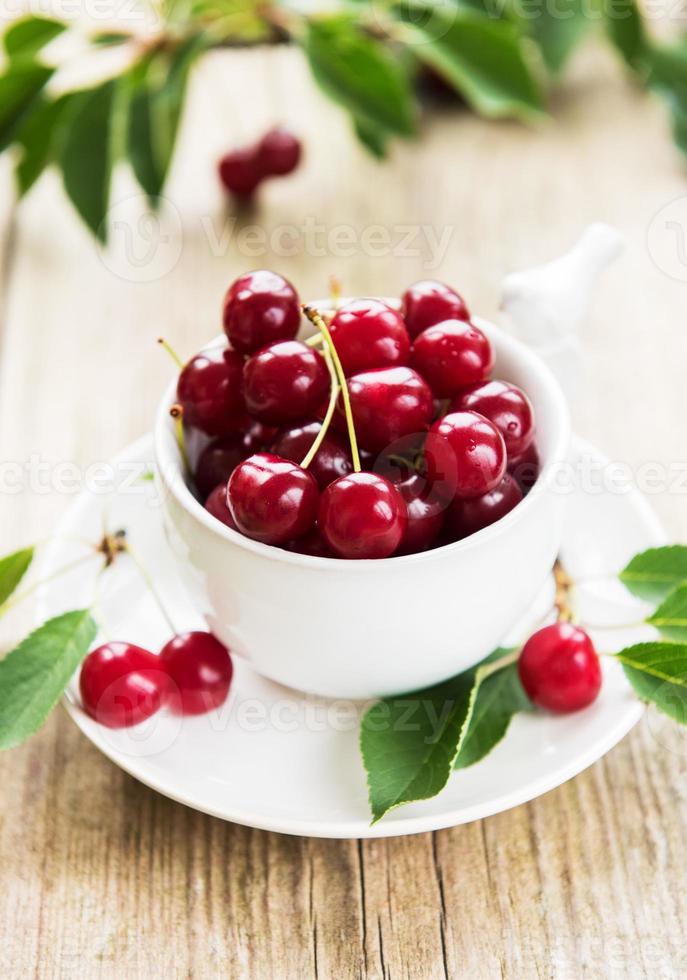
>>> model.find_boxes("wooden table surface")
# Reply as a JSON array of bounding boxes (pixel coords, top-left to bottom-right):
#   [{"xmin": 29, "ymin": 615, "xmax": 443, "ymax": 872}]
[{"xmin": 2, "ymin": 40, "xmax": 687, "ymax": 979}]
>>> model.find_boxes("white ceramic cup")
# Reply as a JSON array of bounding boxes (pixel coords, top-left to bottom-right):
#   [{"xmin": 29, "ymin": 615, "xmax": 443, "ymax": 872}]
[{"xmin": 154, "ymin": 306, "xmax": 571, "ymax": 699}]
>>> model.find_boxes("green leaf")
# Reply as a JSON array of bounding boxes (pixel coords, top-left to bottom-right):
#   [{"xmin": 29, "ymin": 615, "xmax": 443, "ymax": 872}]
[
  {"xmin": 0, "ymin": 61, "xmax": 53, "ymax": 152},
  {"xmin": 14, "ymin": 92, "xmax": 73, "ymax": 196},
  {"xmin": 394, "ymin": 5, "xmax": 545, "ymax": 122},
  {"xmin": 353, "ymin": 115, "xmax": 389, "ymax": 158},
  {"xmin": 604, "ymin": 0, "xmax": 650, "ymax": 74},
  {"xmin": 520, "ymin": 0, "xmax": 591, "ymax": 75},
  {"xmin": 3, "ymin": 16, "xmax": 66, "ymax": 59},
  {"xmin": 454, "ymin": 657, "xmax": 532, "ymax": 770},
  {"xmin": 646, "ymin": 585, "xmax": 687, "ymax": 642},
  {"xmin": 304, "ymin": 16, "xmax": 416, "ymax": 138},
  {"xmin": 59, "ymin": 79, "xmax": 117, "ymax": 242},
  {"xmin": 0, "ymin": 548, "xmax": 34, "ymax": 610},
  {"xmin": 615, "ymin": 642, "xmax": 687, "ymax": 724},
  {"xmin": 619, "ymin": 546, "xmax": 687, "ymax": 602},
  {"xmin": 0, "ymin": 610, "xmax": 97, "ymax": 750},
  {"xmin": 91, "ymin": 31, "xmax": 131, "ymax": 46}
]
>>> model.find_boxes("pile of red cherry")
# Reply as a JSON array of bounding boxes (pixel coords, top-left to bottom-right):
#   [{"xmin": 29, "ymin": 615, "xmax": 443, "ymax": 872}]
[
  {"xmin": 218, "ymin": 127, "xmax": 302, "ymax": 199},
  {"xmin": 176, "ymin": 270, "xmax": 539, "ymax": 560}
]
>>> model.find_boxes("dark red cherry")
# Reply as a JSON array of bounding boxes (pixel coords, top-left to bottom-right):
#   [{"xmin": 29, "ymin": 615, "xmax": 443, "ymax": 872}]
[
  {"xmin": 338, "ymin": 366, "xmax": 433, "ymax": 453},
  {"xmin": 329, "ymin": 299, "xmax": 410, "ymax": 375},
  {"xmin": 286, "ymin": 527, "xmax": 332, "ymax": 557},
  {"xmin": 411, "ymin": 320, "xmax": 493, "ymax": 397},
  {"xmin": 223, "ymin": 270, "xmax": 301, "ymax": 355},
  {"xmin": 218, "ymin": 146, "xmax": 264, "ymax": 198},
  {"xmin": 243, "ymin": 340, "xmax": 329, "ymax": 425},
  {"xmin": 205, "ymin": 484, "xmax": 237, "ymax": 528},
  {"xmin": 160, "ymin": 631, "xmax": 233, "ymax": 715},
  {"xmin": 80, "ymin": 643, "xmax": 165, "ymax": 729},
  {"xmin": 271, "ymin": 421, "xmax": 352, "ymax": 489},
  {"xmin": 424, "ymin": 410, "xmax": 507, "ymax": 500},
  {"xmin": 177, "ymin": 347, "xmax": 245, "ymax": 436},
  {"xmin": 195, "ymin": 435, "xmax": 245, "ymax": 498},
  {"xmin": 453, "ymin": 380, "xmax": 534, "ymax": 457},
  {"xmin": 508, "ymin": 441, "xmax": 540, "ymax": 493},
  {"xmin": 257, "ymin": 127, "xmax": 302, "ymax": 176},
  {"xmin": 318, "ymin": 472, "xmax": 407, "ymax": 559},
  {"xmin": 227, "ymin": 453, "xmax": 318, "ymax": 544},
  {"xmin": 518, "ymin": 624, "xmax": 602, "ymax": 713},
  {"xmin": 446, "ymin": 473, "xmax": 522, "ymax": 540},
  {"xmin": 396, "ymin": 474, "xmax": 445, "ymax": 554},
  {"xmin": 401, "ymin": 280, "xmax": 469, "ymax": 339}
]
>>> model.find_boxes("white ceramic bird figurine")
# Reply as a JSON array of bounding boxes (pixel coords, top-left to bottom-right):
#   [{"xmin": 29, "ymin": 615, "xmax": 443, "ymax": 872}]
[{"xmin": 500, "ymin": 223, "xmax": 624, "ymax": 396}]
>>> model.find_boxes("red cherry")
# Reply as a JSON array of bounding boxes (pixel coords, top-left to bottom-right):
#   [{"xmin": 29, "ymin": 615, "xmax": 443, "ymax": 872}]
[
  {"xmin": 446, "ymin": 473, "xmax": 522, "ymax": 540},
  {"xmin": 508, "ymin": 441, "xmax": 540, "ymax": 494},
  {"xmin": 518, "ymin": 624, "xmax": 602, "ymax": 713},
  {"xmin": 227, "ymin": 453, "xmax": 318, "ymax": 544},
  {"xmin": 339, "ymin": 366, "xmax": 434, "ymax": 453},
  {"xmin": 243, "ymin": 340, "xmax": 329, "ymax": 425},
  {"xmin": 204, "ymin": 484, "xmax": 237, "ymax": 528},
  {"xmin": 396, "ymin": 474, "xmax": 445, "ymax": 554},
  {"xmin": 218, "ymin": 146, "xmax": 264, "ymax": 198},
  {"xmin": 329, "ymin": 299, "xmax": 410, "ymax": 375},
  {"xmin": 257, "ymin": 127, "xmax": 302, "ymax": 176},
  {"xmin": 411, "ymin": 320, "xmax": 493, "ymax": 397},
  {"xmin": 453, "ymin": 380, "xmax": 534, "ymax": 457},
  {"xmin": 195, "ymin": 435, "xmax": 245, "ymax": 498},
  {"xmin": 425, "ymin": 410, "xmax": 507, "ymax": 500},
  {"xmin": 271, "ymin": 421, "xmax": 352, "ymax": 489},
  {"xmin": 80, "ymin": 643, "xmax": 165, "ymax": 729},
  {"xmin": 319, "ymin": 472, "xmax": 407, "ymax": 559},
  {"xmin": 223, "ymin": 270, "xmax": 301, "ymax": 355},
  {"xmin": 160, "ymin": 631, "xmax": 233, "ymax": 715},
  {"xmin": 401, "ymin": 280, "xmax": 469, "ymax": 339},
  {"xmin": 286, "ymin": 527, "xmax": 332, "ymax": 557},
  {"xmin": 177, "ymin": 347, "xmax": 245, "ymax": 436}
]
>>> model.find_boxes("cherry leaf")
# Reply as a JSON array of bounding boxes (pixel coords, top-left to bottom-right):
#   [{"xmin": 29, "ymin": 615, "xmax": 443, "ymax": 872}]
[
  {"xmin": 3, "ymin": 16, "xmax": 66, "ymax": 59},
  {"xmin": 615, "ymin": 642, "xmax": 687, "ymax": 724},
  {"xmin": 0, "ymin": 547, "xmax": 34, "ymax": 610},
  {"xmin": 619, "ymin": 546, "xmax": 687, "ymax": 602},
  {"xmin": 454, "ymin": 658, "xmax": 532, "ymax": 770},
  {"xmin": 646, "ymin": 585, "xmax": 687, "ymax": 642}
]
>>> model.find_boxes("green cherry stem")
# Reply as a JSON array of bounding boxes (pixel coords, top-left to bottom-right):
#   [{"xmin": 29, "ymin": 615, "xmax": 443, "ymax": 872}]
[
  {"xmin": 302, "ymin": 304, "xmax": 361, "ymax": 472},
  {"xmin": 169, "ymin": 403, "xmax": 191, "ymax": 474},
  {"xmin": 157, "ymin": 336, "xmax": 184, "ymax": 370},
  {"xmin": 300, "ymin": 345, "xmax": 339, "ymax": 470},
  {"xmin": 123, "ymin": 542, "xmax": 178, "ymax": 635}
]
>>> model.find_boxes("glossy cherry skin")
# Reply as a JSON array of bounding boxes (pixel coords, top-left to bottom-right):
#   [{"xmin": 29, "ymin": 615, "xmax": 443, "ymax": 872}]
[
  {"xmin": 396, "ymin": 474, "xmax": 445, "ymax": 554},
  {"xmin": 160, "ymin": 631, "xmax": 233, "ymax": 715},
  {"xmin": 271, "ymin": 421, "xmax": 352, "ymax": 489},
  {"xmin": 446, "ymin": 472, "xmax": 522, "ymax": 540},
  {"xmin": 424, "ymin": 410, "xmax": 507, "ymax": 500},
  {"xmin": 218, "ymin": 146, "xmax": 264, "ymax": 198},
  {"xmin": 227, "ymin": 453, "xmax": 318, "ymax": 544},
  {"xmin": 411, "ymin": 320, "xmax": 493, "ymax": 397},
  {"xmin": 195, "ymin": 435, "xmax": 245, "ymax": 498},
  {"xmin": 257, "ymin": 127, "xmax": 302, "ymax": 175},
  {"xmin": 338, "ymin": 366, "xmax": 434, "ymax": 453},
  {"xmin": 177, "ymin": 347, "xmax": 245, "ymax": 436},
  {"xmin": 329, "ymin": 299, "xmax": 410, "ymax": 375},
  {"xmin": 508, "ymin": 441, "xmax": 540, "ymax": 493},
  {"xmin": 223, "ymin": 270, "xmax": 301, "ymax": 355},
  {"xmin": 204, "ymin": 484, "xmax": 237, "ymax": 528},
  {"xmin": 401, "ymin": 280, "xmax": 470, "ymax": 339},
  {"xmin": 80, "ymin": 643, "xmax": 165, "ymax": 729},
  {"xmin": 453, "ymin": 380, "xmax": 534, "ymax": 457},
  {"xmin": 518, "ymin": 624, "xmax": 602, "ymax": 713},
  {"xmin": 243, "ymin": 340, "xmax": 329, "ymax": 425},
  {"xmin": 318, "ymin": 472, "xmax": 407, "ymax": 559}
]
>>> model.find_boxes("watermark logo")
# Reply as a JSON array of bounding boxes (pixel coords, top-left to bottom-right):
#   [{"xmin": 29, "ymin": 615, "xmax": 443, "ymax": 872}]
[{"xmin": 647, "ymin": 196, "xmax": 687, "ymax": 283}]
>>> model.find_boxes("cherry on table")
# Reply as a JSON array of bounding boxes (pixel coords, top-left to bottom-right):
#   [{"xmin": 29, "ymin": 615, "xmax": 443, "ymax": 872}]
[
  {"xmin": 227, "ymin": 452, "xmax": 319, "ymax": 545},
  {"xmin": 396, "ymin": 474, "xmax": 445, "ymax": 554},
  {"xmin": 318, "ymin": 472, "xmax": 407, "ymax": 559},
  {"xmin": 177, "ymin": 347, "xmax": 245, "ymax": 436},
  {"xmin": 453, "ymin": 380, "xmax": 534, "ymax": 457},
  {"xmin": 243, "ymin": 340, "xmax": 329, "ymax": 425},
  {"xmin": 218, "ymin": 146, "xmax": 264, "ymax": 198},
  {"xmin": 257, "ymin": 127, "xmax": 302, "ymax": 176},
  {"xmin": 401, "ymin": 280, "xmax": 469, "ymax": 339},
  {"xmin": 411, "ymin": 319, "xmax": 494, "ymax": 397},
  {"xmin": 204, "ymin": 484, "xmax": 237, "ymax": 529},
  {"xmin": 80, "ymin": 642, "xmax": 166, "ymax": 729},
  {"xmin": 160, "ymin": 631, "xmax": 233, "ymax": 715},
  {"xmin": 424, "ymin": 410, "xmax": 507, "ymax": 500},
  {"xmin": 329, "ymin": 298, "xmax": 410, "ymax": 375},
  {"xmin": 338, "ymin": 365, "xmax": 434, "ymax": 454},
  {"xmin": 271, "ymin": 421, "xmax": 352, "ymax": 489},
  {"xmin": 518, "ymin": 623, "xmax": 602, "ymax": 712},
  {"xmin": 446, "ymin": 472, "xmax": 522, "ymax": 540},
  {"xmin": 223, "ymin": 270, "xmax": 301, "ymax": 355}
]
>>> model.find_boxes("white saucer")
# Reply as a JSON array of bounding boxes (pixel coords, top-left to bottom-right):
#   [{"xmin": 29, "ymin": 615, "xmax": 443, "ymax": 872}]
[{"xmin": 37, "ymin": 435, "xmax": 664, "ymax": 838}]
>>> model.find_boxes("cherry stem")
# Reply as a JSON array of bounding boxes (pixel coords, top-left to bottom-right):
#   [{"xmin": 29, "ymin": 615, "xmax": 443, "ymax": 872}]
[
  {"xmin": 0, "ymin": 552, "xmax": 102, "ymax": 617},
  {"xmin": 302, "ymin": 304, "xmax": 361, "ymax": 472},
  {"xmin": 305, "ymin": 334, "xmax": 324, "ymax": 348},
  {"xmin": 300, "ymin": 345, "xmax": 339, "ymax": 470},
  {"xmin": 157, "ymin": 336, "xmax": 184, "ymax": 371},
  {"xmin": 123, "ymin": 542, "xmax": 178, "ymax": 635},
  {"xmin": 329, "ymin": 274, "xmax": 343, "ymax": 309},
  {"xmin": 553, "ymin": 559, "xmax": 575, "ymax": 624},
  {"xmin": 170, "ymin": 403, "xmax": 191, "ymax": 474}
]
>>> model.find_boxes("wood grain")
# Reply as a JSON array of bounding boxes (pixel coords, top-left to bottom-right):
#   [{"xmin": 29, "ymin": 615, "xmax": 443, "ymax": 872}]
[{"xmin": 2, "ymin": 41, "xmax": 687, "ymax": 979}]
